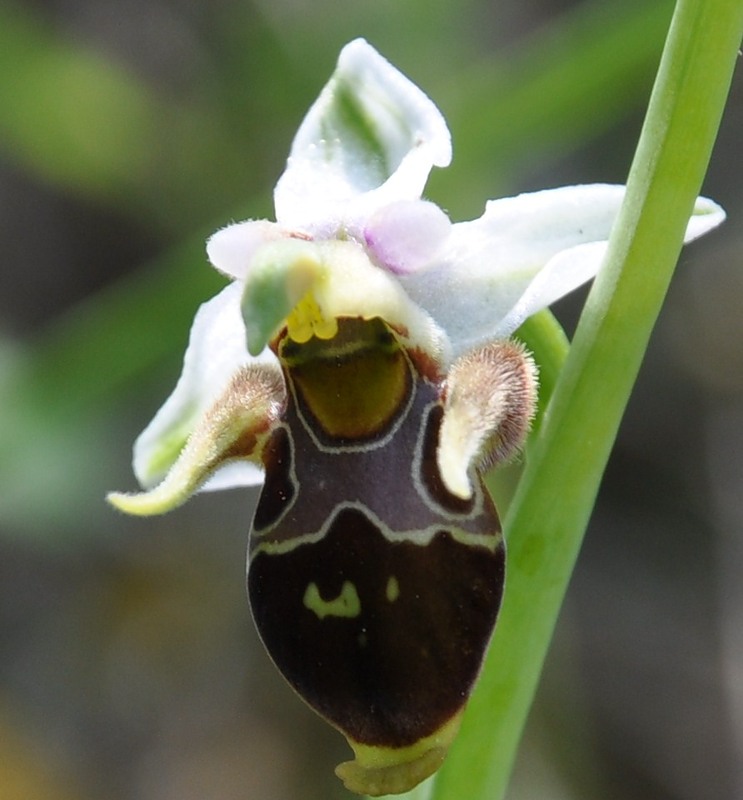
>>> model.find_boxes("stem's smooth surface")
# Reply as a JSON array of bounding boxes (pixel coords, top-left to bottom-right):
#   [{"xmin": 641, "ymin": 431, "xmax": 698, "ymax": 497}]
[
  {"xmin": 433, "ymin": 1, "xmax": 742, "ymax": 798},
  {"xmin": 514, "ymin": 310, "xmax": 570, "ymax": 433}
]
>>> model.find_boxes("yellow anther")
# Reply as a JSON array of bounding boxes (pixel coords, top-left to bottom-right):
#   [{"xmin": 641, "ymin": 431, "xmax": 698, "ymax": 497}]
[{"xmin": 286, "ymin": 292, "xmax": 339, "ymax": 343}]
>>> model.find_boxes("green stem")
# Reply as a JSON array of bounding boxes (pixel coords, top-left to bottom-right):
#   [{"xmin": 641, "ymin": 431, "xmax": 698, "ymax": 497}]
[
  {"xmin": 432, "ymin": 1, "xmax": 742, "ymax": 798},
  {"xmin": 513, "ymin": 310, "xmax": 570, "ymax": 434}
]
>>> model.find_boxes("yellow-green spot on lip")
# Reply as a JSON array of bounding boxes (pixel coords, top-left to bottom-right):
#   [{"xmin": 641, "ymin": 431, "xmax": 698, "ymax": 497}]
[
  {"xmin": 303, "ymin": 581, "xmax": 361, "ymax": 619},
  {"xmin": 385, "ymin": 575, "xmax": 400, "ymax": 603},
  {"xmin": 241, "ymin": 240, "xmax": 324, "ymax": 355}
]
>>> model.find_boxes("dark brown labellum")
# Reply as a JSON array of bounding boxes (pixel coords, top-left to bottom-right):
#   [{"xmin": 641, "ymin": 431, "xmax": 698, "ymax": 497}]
[{"xmin": 247, "ymin": 318, "xmax": 515, "ymax": 796}]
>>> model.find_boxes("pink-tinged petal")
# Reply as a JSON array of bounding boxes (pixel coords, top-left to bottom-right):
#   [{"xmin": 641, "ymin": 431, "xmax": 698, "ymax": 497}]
[
  {"xmin": 364, "ymin": 200, "xmax": 451, "ymax": 274},
  {"xmin": 206, "ymin": 220, "xmax": 286, "ymax": 280},
  {"xmin": 133, "ymin": 282, "xmax": 277, "ymax": 491},
  {"xmin": 273, "ymin": 38, "xmax": 451, "ymax": 232}
]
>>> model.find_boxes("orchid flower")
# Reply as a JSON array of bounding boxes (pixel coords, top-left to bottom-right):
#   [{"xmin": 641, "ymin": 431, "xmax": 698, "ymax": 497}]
[{"xmin": 108, "ymin": 38, "xmax": 724, "ymax": 797}]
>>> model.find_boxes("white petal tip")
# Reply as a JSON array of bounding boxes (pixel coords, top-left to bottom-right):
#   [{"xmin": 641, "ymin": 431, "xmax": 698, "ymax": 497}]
[{"xmin": 686, "ymin": 196, "xmax": 726, "ymax": 242}]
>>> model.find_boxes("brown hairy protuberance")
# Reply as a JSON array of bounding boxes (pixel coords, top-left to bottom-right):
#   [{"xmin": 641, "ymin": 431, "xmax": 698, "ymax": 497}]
[
  {"xmin": 438, "ymin": 341, "xmax": 538, "ymax": 498},
  {"xmin": 107, "ymin": 363, "xmax": 287, "ymax": 516},
  {"xmin": 216, "ymin": 364, "xmax": 288, "ymax": 458}
]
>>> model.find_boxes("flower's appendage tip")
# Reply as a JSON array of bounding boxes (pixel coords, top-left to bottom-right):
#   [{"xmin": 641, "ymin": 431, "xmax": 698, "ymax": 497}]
[
  {"xmin": 694, "ymin": 196, "xmax": 726, "ymax": 224},
  {"xmin": 334, "ymin": 713, "xmax": 462, "ymax": 796},
  {"xmin": 106, "ymin": 488, "xmax": 180, "ymax": 517},
  {"xmin": 107, "ymin": 490, "xmax": 144, "ymax": 515},
  {"xmin": 241, "ymin": 303, "xmax": 278, "ymax": 359},
  {"xmin": 245, "ymin": 327, "xmax": 270, "ymax": 358},
  {"xmin": 335, "ymin": 748, "xmax": 446, "ymax": 797}
]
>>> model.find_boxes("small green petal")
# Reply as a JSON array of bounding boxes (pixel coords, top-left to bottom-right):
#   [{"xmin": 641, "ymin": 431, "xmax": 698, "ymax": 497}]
[{"xmin": 240, "ymin": 240, "xmax": 324, "ymax": 355}]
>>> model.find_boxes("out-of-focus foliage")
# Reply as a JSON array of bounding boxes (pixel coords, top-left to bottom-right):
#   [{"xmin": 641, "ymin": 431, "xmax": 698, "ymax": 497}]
[{"xmin": 0, "ymin": 1, "xmax": 740, "ymax": 799}]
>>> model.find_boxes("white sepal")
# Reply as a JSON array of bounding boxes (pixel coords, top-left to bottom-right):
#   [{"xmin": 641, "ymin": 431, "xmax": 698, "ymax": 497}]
[
  {"xmin": 400, "ymin": 185, "xmax": 725, "ymax": 355},
  {"xmin": 273, "ymin": 38, "xmax": 451, "ymax": 235},
  {"xmin": 112, "ymin": 365, "xmax": 285, "ymax": 514},
  {"xmin": 133, "ymin": 282, "xmax": 277, "ymax": 490}
]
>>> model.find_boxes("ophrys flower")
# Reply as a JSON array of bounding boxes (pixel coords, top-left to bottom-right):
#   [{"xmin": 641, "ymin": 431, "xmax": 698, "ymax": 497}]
[{"xmin": 108, "ymin": 38, "xmax": 724, "ymax": 796}]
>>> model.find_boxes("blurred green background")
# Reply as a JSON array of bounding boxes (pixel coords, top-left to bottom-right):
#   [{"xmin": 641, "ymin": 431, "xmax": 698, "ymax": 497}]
[{"xmin": 0, "ymin": 0, "xmax": 741, "ymax": 798}]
